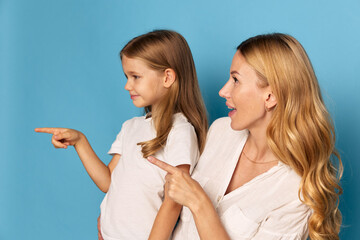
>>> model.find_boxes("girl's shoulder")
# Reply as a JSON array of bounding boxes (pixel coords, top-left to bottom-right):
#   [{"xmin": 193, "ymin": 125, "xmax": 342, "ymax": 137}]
[
  {"xmin": 121, "ymin": 115, "xmax": 151, "ymax": 129},
  {"xmin": 172, "ymin": 112, "xmax": 192, "ymax": 126},
  {"xmin": 169, "ymin": 113, "xmax": 197, "ymax": 135}
]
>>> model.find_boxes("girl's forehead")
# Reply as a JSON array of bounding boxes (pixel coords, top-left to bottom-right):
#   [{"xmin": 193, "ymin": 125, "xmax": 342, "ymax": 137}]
[
  {"xmin": 122, "ymin": 56, "xmax": 145, "ymax": 65},
  {"xmin": 122, "ymin": 56, "xmax": 149, "ymax": 70}
]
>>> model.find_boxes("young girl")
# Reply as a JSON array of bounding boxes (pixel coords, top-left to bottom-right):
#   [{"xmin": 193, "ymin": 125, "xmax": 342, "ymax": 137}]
[{"xmin": 35, "ymin": 30, "xmax": 208, "ymax": 240}]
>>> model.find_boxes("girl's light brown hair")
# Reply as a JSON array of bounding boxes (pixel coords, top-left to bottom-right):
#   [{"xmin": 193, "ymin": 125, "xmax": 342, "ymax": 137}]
[
  {"xmin": 238, "ymin": 33, "xmax": 343, "ymax": 239},
  {"xmin": 120, "ymin": 30, "xmax": 208, "ymax": 157}
]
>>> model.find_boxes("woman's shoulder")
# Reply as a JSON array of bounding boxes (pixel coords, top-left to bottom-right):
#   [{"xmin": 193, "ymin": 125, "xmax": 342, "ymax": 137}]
[
  {"xmin": 208, "ymin": 117, "xmax": 247, "ymax": 138},
  {"xmin": 210, "ymin": 116, "xmax": 231, "ymax": 127}
]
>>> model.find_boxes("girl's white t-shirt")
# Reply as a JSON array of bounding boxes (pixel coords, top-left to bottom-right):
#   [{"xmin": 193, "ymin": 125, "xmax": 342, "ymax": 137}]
[
  {"xmin": 100, "ymin": 113, "xmax": 199, "ymax": 240},
  {"xmin": 173, "ymin": 117, "xmax": 312, "ymax": 240}
]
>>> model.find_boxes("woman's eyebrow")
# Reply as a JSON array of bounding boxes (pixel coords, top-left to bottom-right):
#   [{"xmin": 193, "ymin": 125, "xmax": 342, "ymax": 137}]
[{"xmin": 230, "ymin": 70, "xmax": 241, "ymax": 76}]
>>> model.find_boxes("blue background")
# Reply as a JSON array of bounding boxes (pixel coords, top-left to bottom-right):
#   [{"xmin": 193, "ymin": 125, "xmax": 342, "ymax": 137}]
[{"xmin": 1, "ymin": 0, "xmax": 359, "ymax": 239}]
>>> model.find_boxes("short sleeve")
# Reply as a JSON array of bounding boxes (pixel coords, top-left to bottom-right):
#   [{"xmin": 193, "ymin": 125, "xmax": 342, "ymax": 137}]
[
  {"xmin": 108, "ymin": 122, "xmax": 127, "ymax": 155},
  {"xmin": 164, "ymin": 122, "xmax": 199, "ymax": 173},
  {"xmin": 252, "ymin": 199, "xmax": 312, "ymax": 240}
]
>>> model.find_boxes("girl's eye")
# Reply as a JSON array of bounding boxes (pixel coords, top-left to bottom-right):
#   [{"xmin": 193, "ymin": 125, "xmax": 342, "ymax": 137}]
[
  {"xmin": 232, "ymin": 76, "xmax": 239, "ymax": 83},
  {"xmin": 133, "ymin": 75, "xmax": 140, "ymax": 80}
]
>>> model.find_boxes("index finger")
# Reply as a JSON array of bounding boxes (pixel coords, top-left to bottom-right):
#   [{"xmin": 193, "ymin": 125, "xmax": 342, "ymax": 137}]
[
  {"xmin": 147, "ymin": 156, "xmax": 179, "ymax": 175},
  {"xmin": 34, "ymin": 128, "xmax": 60, "ymax": 134}
]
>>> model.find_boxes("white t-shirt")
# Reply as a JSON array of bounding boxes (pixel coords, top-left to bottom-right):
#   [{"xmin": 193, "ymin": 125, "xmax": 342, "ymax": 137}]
[
  {"xmin": 100, "ymin": 113, "xmax": 199, "ymax": 240},
  {"xmin": 173, "ymin": 117, "xmax": 312, "ymax": 240}
]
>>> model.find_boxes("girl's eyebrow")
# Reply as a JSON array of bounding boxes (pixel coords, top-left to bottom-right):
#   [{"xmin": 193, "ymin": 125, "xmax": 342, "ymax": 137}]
[
  {"xmin": 127, "ymin": 71, "xmax": 140, "ymax": 75},
  {"xmin": 124, "ymin": 70, "xmax": 141, "ymax": 77}
]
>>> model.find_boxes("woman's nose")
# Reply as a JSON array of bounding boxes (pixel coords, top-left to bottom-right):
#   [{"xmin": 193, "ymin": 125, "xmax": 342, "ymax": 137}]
[{"xmin": 219, "ymin": 80, "xmax": 231, "ymax": 99}]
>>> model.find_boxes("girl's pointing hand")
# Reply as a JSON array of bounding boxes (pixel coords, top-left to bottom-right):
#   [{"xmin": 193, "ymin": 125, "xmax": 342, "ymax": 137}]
[{"xmin": 35, "ymin": 127, "xmax": 83, "ymax": 149}]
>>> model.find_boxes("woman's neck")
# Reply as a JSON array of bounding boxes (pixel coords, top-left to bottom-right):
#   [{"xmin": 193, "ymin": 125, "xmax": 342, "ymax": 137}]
[{"xmin": 245, "ymin": 128, "xmax": 276, "ymax": 163}]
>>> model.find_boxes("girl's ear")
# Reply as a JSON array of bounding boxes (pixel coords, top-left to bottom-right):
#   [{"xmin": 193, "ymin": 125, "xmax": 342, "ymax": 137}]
[
  {"xmin": 264, "ymin": 89, "xmax": 277, "ymax": 111},
  {"xmin": 163, "ymin": 68, "xmax": 176, "ymax": 88}
]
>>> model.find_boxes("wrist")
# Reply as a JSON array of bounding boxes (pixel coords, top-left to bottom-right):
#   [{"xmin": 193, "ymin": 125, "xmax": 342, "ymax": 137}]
[
  {"xmin": 74, "ymin": 132, "xmax": 87, "ymax": 148},
  {"xmin": 189, "ymin": 191, "xmax": 212, "ymax": 216}
]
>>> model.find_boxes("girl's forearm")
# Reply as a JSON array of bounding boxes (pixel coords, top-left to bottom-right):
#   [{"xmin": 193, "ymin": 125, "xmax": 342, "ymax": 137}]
[
  {"xmin": 74, "ymin": 134, "xmax": 111, "ymax": 192},
  {"xmin": 190, "ymin": 193, "xmax": 231, "ymax": 240}
]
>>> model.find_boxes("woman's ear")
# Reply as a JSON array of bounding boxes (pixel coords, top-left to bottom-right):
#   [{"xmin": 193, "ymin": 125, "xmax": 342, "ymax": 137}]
[
  {"xmin": 163, "ymin": 68, "xmax": 176, "ymax": 88},
  {"xmin": 265, "ymin": 90, "xmax": 277, "ymax": 111}
]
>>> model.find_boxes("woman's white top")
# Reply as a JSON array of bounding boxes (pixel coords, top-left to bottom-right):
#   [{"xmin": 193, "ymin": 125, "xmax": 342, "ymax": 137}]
[
  {"xmin": 100, "ymin": 113, "xmax": 199, "ymax": 240},
  {"xmin": 173, "ymin": 117, "xmax": 311, "ymax": 240}
]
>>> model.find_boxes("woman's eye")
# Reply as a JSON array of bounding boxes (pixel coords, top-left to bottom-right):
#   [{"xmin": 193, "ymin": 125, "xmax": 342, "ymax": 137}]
[
  {"xmin": 133, "ymin": 75, "xmax": 140, "ymax": 80},
  {"xmin": 232, "ymin": 76, "xmax": 239, "ymax": 83}
]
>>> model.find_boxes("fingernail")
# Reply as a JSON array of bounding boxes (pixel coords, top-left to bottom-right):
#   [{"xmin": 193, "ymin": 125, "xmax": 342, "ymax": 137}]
[{"xmin": 147, "ymin": 156, "xmax": 154, "ymax": 162}]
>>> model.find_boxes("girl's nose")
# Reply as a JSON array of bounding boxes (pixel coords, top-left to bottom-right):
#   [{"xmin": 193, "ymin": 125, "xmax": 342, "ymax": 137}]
[{"xmin": 124, "ymin": 79, "xmax": 131, "ymax": 91}]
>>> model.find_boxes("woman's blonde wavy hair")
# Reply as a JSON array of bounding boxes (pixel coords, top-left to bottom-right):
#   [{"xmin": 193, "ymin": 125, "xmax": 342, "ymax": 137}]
[
  {"xmin": 238, "ymin": 33, "xmax": 343, "ymax": 239},
  {"xmin": 120, "ymin": 30, "xmax": 208, "ymax": 158}
]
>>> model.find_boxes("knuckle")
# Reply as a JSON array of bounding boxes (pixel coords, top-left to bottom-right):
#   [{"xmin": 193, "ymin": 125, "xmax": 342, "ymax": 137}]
[{"xmin": 169, "ymin": 183, "xmax": 176, "ymax": 191}]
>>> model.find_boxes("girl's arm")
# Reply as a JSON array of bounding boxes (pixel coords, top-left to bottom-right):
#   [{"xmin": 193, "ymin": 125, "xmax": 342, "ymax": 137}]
[
  {"xmin": 148, "ymin": 164, "xmax": 190, "ymax": 240},
  {"xmin": 35, "ymin": 127, "xmax": 119, "ymax": 192},
  {"xmin": 73, "ymin": 133, "xmax": 119, "ymax": 192},
  {"xmin": 148, "ymin": 156, "xmax": 231, "ymax": 240}
]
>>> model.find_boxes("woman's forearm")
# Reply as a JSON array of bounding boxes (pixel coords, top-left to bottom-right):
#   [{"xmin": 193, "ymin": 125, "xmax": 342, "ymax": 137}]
[
  {"xmin": 74, "ymin": 134, "xmax": 112, "ymax": 192},
  {"xmin": 147, "ymin": 156, "xmax": 230, "ymax": 239},
  {"xmin": 149, "ymin": 164, "xmax": 191, "ymax": 240},
  {"xmin": 190, "ymin": 193, "xmax": 231, "ymax": 240}
]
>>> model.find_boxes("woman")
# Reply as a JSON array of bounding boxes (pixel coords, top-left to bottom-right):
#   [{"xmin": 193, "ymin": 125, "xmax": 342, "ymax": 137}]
[{"xmin": 148, "ymin": 33, "xmax": 343, "ymax": 240}]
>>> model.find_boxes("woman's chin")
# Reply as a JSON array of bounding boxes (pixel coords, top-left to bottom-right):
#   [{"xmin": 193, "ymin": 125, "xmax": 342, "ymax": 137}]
[{"xmin": 230, "ymin": 119, "xmax": 243, "ymax": 131}]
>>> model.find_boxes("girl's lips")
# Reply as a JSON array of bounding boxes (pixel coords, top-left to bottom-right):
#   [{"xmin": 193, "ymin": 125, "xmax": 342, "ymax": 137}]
[{"xmin": 130, "ymin": 95, "xmax": 139, "ymax": 100}]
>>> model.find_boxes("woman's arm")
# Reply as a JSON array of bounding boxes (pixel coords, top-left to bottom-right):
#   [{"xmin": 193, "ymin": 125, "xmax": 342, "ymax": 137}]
[
  {"xmin": 190, "ymin": 194, "xmax": 230, "ymax": 240},
  {"xmin": 147, "ymin": 156, "xmax": 230, "ymax": 240},
  {"xmin": 148, "ymin": 164, "xmax": 190, "ymax": 240},
  {"xmin": 35, "ymin": 127, "xmax": 118, "ymax": 192}
]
